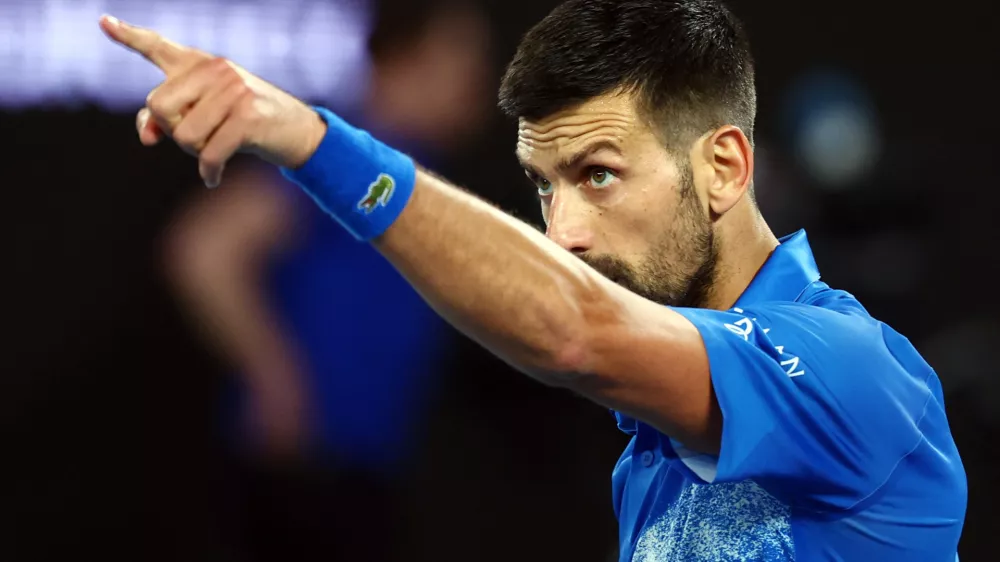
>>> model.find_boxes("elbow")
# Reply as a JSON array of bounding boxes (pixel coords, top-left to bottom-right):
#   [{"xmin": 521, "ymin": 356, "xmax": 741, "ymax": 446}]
[{"xmin": 540, "ymin": 338, "xmax": 594, "ymax": 388}]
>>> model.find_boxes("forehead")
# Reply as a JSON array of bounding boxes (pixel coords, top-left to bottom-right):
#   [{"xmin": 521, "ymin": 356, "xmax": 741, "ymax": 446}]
[{"xmin": 516, "ymin": 94, "xmax": 652, "ymax": 163}]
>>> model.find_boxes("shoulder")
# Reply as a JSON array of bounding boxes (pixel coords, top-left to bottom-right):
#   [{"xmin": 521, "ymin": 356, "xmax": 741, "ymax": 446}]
[
  {"xmin": 763, "ymin": 286, "xmax": 930, "ymax": 372},
  {"xmin": 677, "ymin": 285, "xmax": 935, "ymax": 405}
]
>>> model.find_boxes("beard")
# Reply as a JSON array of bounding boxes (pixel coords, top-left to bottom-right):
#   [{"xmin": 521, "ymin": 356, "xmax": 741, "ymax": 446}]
[{"xmin": 579, "ymin": 171, "xmax": 719, "ymax": 308}]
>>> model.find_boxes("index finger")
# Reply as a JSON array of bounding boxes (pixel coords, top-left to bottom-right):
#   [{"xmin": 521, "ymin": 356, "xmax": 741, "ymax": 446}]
[{"xmin": 99, "ymin": 15, "xmax": 194, "ymax": 75}]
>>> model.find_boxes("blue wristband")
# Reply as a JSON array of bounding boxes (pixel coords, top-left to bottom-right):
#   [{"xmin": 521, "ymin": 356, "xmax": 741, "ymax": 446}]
[{"xmin": 280, "ymin": 106, "xmax": 417, "ymax": 241}]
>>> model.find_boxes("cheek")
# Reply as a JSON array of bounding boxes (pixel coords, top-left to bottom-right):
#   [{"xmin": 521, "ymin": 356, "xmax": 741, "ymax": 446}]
[
  {"xmin": 613, "ymin": 181, "xmax": 660, "ymax": 225},
  {"xmin": 539, "ymin": 199, "xmax": 550, "ymax": 225},
  {"xmin": 603, "ymin": 187, "xmax": 673, "ymax": 251},
  {"xmin": 600, "ymin": 159, "xmax": 670, "ymax": 214},
  {"xmin": 593, "ymin": 184, "xmax": 629, "ymax": 208}
]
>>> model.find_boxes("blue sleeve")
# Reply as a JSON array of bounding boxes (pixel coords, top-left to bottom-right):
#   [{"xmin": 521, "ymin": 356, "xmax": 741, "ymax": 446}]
[{"xmin": 670, "ymin": 303, "xmax": 934, "ymax": 512}]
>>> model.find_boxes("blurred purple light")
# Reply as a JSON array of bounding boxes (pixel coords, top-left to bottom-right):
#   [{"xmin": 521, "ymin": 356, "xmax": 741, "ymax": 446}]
[{"xmin": 0, "ymin": 0, "xmax": 372, "ymax": 111}]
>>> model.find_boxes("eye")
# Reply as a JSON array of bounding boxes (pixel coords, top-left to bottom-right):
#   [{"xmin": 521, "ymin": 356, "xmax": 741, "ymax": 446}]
[
  {"xmin": 524, "ymin": 169, "xmax": 554, "ymax": 196},
  {"xmin": 537, "ymin": 178, "xmax": 554, "ymax": 196},
  {"xmin": 588, "ymin": 168, "xmax": 617, "ymax": 189}
]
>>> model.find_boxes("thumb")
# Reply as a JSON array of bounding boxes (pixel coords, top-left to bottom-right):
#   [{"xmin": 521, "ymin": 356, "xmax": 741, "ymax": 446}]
[{"xmin": 99, "ymin": 15, "xmax": 194, "ymax": 76}]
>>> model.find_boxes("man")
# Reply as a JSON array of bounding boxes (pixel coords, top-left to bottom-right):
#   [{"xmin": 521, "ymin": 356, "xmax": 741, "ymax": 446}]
[
  {"xmin": 160, "ymin": 2, "xmax": 490, "ymax": 560},
  {"xmin": 99, "ymin": 0, "xmax": 967, "ymax": 559}
]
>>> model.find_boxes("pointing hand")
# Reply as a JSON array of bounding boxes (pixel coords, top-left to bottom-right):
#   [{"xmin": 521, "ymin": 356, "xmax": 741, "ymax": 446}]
[{"xmin": 99, "ymin": 15, "xmax": 326, "ymax": 187}]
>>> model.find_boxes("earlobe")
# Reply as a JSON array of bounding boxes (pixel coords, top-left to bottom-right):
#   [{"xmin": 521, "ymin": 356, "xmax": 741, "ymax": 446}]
[{"xmin": 705, "ymin": 126, "xmax": 753, "ymax": 216}]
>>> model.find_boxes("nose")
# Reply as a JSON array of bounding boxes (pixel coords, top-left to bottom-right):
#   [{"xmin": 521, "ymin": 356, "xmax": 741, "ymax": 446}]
[{"xmin": 545, "ymin": 191, "xmax": 594, "ymax": 255}]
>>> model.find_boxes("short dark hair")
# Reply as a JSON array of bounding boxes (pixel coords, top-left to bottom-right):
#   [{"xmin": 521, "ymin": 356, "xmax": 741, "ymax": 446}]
[{"xmin": 498, "ymin": 0, "xmax": 756, "ymax": 150}]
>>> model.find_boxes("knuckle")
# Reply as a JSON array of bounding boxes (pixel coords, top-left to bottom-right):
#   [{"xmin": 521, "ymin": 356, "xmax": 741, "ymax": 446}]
[
  {"xmin": 211, "ymin": 57, "xmax": 238, "ymax": 79},
  {"xmin": 172, "ymin": 125, "xmax": 198, "ymax": 147},
  {"xmin": 229, "ymin": 80, "xmax": 252, "ymax": 100},
  {"xmin": 212, "ymin": 77, "xmax": 245, "ymax": 107},
  {"xmin": 239, "ymin": 89, "xmax": 258, "ymax": 110},
  {"xmin": 192, "ymin": 56, "xmax": 225, "ymax": 80},
  {"xmin": 147, "ymin": 94, "xmax": 169, "ymax": 116},
  {"xmin": 231, "ymin": 96, "xmax": 252, "ymax": 121}
]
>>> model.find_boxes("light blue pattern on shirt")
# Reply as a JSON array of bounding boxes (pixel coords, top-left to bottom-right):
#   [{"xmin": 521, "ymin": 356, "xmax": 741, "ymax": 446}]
[{"xmin": 632, "ymin": 480, "xmax": 793, "ymax": 561}]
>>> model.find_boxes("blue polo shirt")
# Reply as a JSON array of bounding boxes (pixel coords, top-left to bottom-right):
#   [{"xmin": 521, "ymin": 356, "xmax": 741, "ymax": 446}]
[{"xmin": 612, "ymin": 231, "xmax": 966, "ymax": 561}]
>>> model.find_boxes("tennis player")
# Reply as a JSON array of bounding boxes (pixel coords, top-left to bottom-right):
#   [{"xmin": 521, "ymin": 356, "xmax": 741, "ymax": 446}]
[{"xmin": 99, "ymin": 1, "xmax": 967, "ymax": 559}]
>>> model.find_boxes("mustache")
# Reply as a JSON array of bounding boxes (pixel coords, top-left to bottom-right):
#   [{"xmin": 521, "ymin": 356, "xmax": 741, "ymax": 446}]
[
  {"xmin": 578, "ymin": 253, "xmax": 635, "ymax": 285},
  {"xmin": 577, "ymin": 252, "xmax": 671, "ymax": 306}
]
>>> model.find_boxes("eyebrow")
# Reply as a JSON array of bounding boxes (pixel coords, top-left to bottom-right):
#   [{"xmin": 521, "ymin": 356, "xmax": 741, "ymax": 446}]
[{"xmin": 518, "ymin": 140, "xmax": 623, "ymax": 178}]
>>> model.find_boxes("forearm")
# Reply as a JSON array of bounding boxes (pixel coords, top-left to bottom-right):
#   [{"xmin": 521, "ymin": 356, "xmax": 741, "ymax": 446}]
[{"xmin": 374, "ymin": 169, "xmax": 617, "ymax": 384}]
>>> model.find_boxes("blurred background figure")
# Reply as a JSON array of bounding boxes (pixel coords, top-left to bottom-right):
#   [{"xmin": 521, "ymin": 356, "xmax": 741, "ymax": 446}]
[{"xmin": 160, "ymin": 1, "xmax": 490, "ymax": 560}]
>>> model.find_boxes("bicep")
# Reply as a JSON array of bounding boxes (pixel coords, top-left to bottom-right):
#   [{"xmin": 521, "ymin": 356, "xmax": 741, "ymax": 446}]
[{"xmin": 571, "ymin": 294, "xmax": 723, "ymax": 454}]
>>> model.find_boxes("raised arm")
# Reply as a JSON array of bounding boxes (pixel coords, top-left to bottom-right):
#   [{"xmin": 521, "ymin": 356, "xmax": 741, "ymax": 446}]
[{"xmin": 100, "ymin": 15, "xmax": 721, "ymax": 453}]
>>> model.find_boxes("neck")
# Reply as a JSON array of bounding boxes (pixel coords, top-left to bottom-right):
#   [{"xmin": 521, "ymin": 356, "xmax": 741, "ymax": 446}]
[{"xmin": 704, "ymin": 198, "xmax": 780, "ymax": 311}]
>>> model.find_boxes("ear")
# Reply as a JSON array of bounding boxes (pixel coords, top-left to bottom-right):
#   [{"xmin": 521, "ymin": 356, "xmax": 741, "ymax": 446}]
[{"xmin": 696, "ymin": 126, "xmax": 753, "ymax": 216}]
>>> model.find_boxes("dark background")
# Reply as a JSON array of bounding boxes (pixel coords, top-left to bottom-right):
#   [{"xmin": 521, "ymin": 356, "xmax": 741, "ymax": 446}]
[{"xmin": 4, "ymin": 0, "xmax": 997, "ymax": 560}]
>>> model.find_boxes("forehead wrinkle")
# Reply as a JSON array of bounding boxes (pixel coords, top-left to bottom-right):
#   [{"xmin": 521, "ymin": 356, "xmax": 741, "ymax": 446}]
[
  {"xmin": 518, "ymin": 120, "xmax": 632, "ymax": 156},
  {"xmin": 519, "ymin": 116, "xmax": 633, "ymax": 142},
  {"xmin": 517, "ymin": 101, "xmax": 642, "ymax": 174}
]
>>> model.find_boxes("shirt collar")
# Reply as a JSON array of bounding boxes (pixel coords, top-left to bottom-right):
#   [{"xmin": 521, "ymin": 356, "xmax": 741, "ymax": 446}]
[{"xmin": 733, "ymin": 229, "xmax": 821, "ymax": 307}]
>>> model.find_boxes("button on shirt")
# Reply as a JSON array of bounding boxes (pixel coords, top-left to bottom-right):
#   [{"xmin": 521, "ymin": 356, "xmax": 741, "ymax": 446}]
[
  {"xmin": 640, "ymin": 450, "xmax": 655, "ymax": 468},
  {"xmin": 611, "ymin": 231, "xmax": 967, "ymax": 562}
]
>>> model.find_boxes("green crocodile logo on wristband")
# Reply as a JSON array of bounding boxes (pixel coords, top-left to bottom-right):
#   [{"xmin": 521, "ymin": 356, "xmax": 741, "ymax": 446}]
[{"xmin": 357, "ymin": 173, "xmax": 396, "ymax": 214}]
